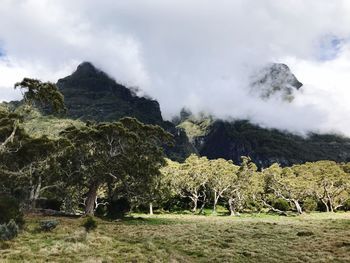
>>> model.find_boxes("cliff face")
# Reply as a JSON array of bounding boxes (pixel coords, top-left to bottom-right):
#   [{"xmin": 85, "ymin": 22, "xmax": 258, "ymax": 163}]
[
  {"xmin": 176, "ymin": 112, "xmax": 350, "ymax": 168},
  {"xmin": 57, "ymin": 62, "xmax": 163, "ymax": 124},
  {"xmin": 200, "ymin": 120, "xmax": 350, "ymax": 167},
  {"xmin": 57, "ymin": 62, "xmax": 195, "ymax": 161}
]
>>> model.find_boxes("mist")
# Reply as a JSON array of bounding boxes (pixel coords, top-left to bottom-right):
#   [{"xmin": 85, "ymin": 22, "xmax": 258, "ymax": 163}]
[{"xmin": 1, "ymin": 0, "xmax": 350, "ymax": 136}]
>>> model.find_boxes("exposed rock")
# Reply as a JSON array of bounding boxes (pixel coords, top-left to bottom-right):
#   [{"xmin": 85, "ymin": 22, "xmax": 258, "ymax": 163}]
[
  {"xmin": 250, "ymin": 63, "xmax": 303, "ymax": 101},
  {"xmin": 176, "ymin": 114, "xmax": 350, "ymax": 168}
]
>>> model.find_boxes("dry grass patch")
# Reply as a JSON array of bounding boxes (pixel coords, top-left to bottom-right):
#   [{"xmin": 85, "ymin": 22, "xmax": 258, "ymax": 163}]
[{"xmin": 0, "ymin": 213, "xmax": 350, "ymax": 262}]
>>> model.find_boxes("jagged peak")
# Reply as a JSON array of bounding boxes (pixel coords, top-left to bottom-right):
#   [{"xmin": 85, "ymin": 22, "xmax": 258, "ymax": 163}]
[
  {"xmin": 250, "ymin": 62, "xmax": 303, "ymax": 102},
  {"xmin": 72, "ymin": 61, "xmax": 104, "ymax": 77}
]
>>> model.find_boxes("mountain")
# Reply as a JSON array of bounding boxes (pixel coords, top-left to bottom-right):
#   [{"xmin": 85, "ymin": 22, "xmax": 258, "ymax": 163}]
[
  {"xmin": 56, "ymin": 62, "xmax": 195, "ymax": 161},
  {"xmin": 28, "ymin": 61, "xmax": 350, "ymax": 167},
  {"xmin": 250, "ymin": 63, "xmax": 303, "ymax": 102},
  {"xmin": 176, "ymin": 110, "xmax": 350, "ymax": 167}
]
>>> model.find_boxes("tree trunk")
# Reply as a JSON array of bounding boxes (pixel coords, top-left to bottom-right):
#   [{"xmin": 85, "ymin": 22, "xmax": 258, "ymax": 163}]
[
  {"xmin": 199, "ymin": 192, "xmax": 207, "ymax": 214},
  {"xmin": 293, "ymin": 199, "xmax": 303, "ymax": 214},
  {"xmin": 85, "ymin": 181, "xmax": 99, "ymax": 216},
  {"xmin": 228, "ymin": 197, "xmax": 235, "ymax": 216},
  {"xmin": 149, "ymin": 202, "xmax": 153, "ymax": 215},
  {"xmin": 321, "ymin": 199, "xmax": 329, "ymax": 212},
  {"xmin": 191, "ymin": 197, "xmax": 198, "ymax": 213},
  {"xmin": 213, "ymin": 191, "xmax": 218, "ymax": 212},
  {"xmin": 29, "ymin": 174, "xmax": 42, "ymax": 210}
]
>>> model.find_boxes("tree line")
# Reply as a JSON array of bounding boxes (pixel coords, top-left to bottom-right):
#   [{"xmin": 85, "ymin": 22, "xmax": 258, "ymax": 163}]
[
  {"xmin": 159, "ymin": 155, "xmax": 350, "ymax": 215},
  {"xmin": 1, "ymin": 78, "xmax": 350, "ymax": 218}
]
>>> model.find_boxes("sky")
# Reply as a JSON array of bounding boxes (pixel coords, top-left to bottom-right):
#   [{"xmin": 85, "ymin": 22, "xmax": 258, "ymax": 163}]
[{"xmin": 1, "ymin": 0, "xmax": 350, "ymax": 136}]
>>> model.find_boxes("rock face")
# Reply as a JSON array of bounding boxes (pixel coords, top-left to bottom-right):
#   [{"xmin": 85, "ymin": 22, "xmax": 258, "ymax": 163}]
[
  {"xmin": 177, "ymin": 114, "xmax": 350, "ymax": 168},
  {"xmin": 250, "ymin": 63, "xmax": 303, "ymax": 101},
  {"xmin": 57, "ymin": 62, "xmax": 195, "ymax": 161},
  {"xmin": 57, "ymin": 62, "xmax": 163, "ymax": 124}
]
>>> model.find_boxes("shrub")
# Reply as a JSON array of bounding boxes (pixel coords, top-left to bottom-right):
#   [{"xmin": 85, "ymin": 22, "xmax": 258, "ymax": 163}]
[
  {"xmin": 106, "ymin": 198, "xmax": 130, "ymax": 219},
  {"xmin": 341, "ymin": 199, "xmax": 350, "ymax": 211},
  {"xmin": 0, "ymin": 195, "xmax": 24, "ymax": 227},
  {"xmin": 272, "ymin": 198, "xmax": 291, "ymax": 212},
  {"xmin": 0, "ymin": 220, "xmax": 19, "ymax": 241},
  {"xmin": 82, "ymin": 216, "xmax": 97, "ymax": 232},
  {"xmin": 245, "ymin": 200, "xmax": 263, "ymax": 212},
  {"xmin": 302, "ymin": 198, "xmax": 318, "ymax": 212},
  {"xmin": 39, "ymin": 219, "xmax": 59, "ymax": 232}
]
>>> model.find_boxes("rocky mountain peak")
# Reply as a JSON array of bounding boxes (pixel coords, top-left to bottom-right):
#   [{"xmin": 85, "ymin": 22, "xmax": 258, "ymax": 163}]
[
  {"xmin": 73, "ymin": 61, "xmax": 102, "ymax": 77},
  {"xmin": 250, "ymin": 63, "xmax": 303, "ymax": 101}
]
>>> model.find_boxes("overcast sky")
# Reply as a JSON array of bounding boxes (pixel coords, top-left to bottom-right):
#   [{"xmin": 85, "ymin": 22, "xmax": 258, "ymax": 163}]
[{"xmin": 1, "ymin": 0, "xmax": 350, "ymax": 135}]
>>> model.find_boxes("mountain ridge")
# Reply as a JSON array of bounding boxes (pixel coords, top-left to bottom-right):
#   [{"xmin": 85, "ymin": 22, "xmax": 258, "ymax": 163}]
[{"xmin": 10, "ymin": 61, "xmax": 350, "ymax": 167}]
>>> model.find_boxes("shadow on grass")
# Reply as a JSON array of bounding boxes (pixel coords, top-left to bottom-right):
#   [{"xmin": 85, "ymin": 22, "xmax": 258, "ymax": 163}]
[{"xmin": 121, "ymin": 216, "xmax": 187, "ymax": 225}]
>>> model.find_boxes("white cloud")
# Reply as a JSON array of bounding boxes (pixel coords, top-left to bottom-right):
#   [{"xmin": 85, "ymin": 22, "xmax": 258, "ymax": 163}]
[{"xmin": 0, "ymin": 0, "xmax": 350, "ymax": 135}]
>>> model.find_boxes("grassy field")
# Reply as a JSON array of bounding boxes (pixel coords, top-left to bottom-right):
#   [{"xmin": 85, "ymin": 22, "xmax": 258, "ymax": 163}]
[{"xmin": 1, "ymin": 213, "xmax": 350, "ymax": 262}]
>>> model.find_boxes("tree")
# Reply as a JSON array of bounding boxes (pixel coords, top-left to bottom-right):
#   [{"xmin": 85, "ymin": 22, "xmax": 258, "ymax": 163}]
[
  {"xmin": 0, "ymin": 133, "xmax": 60, "ymax": 209},
  {"xmin": 0, "ymin": 108, "xmax": 23, "ymax": 154},
  {"xmin": 208, "ymin": 158, "xmax": 238, "ymax": 213},
  {"xmin": 59, "ymin": 118, "xmax": 172, "ymax": 215},
  {"xmin": 15, "ymin": 78, "xmax": 66, "ymax": 114},
  {"xmin": 0, "ymin": 78, "xmax": 66, "ymax": 209},
  {"xmin": 263, "ymin": 163, "xmax": 313, "ymax": 214},
  {"xmin": 225, "ymin": 156, "xmax": 257, "ymax": 216},
  {"xmin": 170, "ymin": 154, "xmax": 210, "ymax": 213},
  {"xmin": 293, "ymin": 161, "xmax": 350, "ymax": 212}
]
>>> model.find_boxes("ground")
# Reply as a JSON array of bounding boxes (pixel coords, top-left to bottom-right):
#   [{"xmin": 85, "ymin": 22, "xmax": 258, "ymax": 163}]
[{"xmin": 1, "ymin": 212, "xmax": 350, "ymax": 262}]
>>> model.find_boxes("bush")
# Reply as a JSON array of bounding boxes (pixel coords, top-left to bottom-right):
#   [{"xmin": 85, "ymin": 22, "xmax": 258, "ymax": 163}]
[
  {"xmin": 302, "ymin": 198, "xmax": 318, "ymax": 212},
  {"xmin": 245, "ymin": 200, "xmax": 263, "ymax": 212},
  {"xmin": 0, "ymin": 220, "xmax": 19, "ymax": 241},
  {"xmin": 82, "ymin": 216, "xmax": 97, "ymax": 232},
  {"xmin": 341, "ymin": 199, "xmax": 350, "ymax": 211},
  {"xmin": 272, "ymin": 198, "xmax": 291, "ymax": 212},
  {"xmin": 0, "ymin": 195, "xmax": 24, "ymax": 227},
  {"xmin": 39, "ymin": 219, "xmax": 59, "ymax": 232},
  {"xmin": 107, "ymin": 198, "xmax": 130, "ymax": 219}
]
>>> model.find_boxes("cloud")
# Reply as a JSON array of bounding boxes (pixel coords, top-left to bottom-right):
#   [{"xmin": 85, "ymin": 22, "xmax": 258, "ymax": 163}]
[{"xmin": 1, "ymin": 0, "xmax": 350, "ymax": 135}]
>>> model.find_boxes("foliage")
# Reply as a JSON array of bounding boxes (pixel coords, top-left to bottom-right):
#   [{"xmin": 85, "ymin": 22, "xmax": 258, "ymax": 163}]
[
  {"xmin": 0, "ymin": 219, "xmax": 19, "ymax": 241},
  {"xmin": 15, "ymin": 78, "xmax": 66, "ymax": 114},
  {"xmin": 0, "ymin": 196, "xmax": 24, "ymax": 227},
  {"xmin": 272, "ymin": 198, "xmax": 290, "ymax": 212},
  {"xmin": 38, "ymin": 219, "xmax": 59, "ymax": 232},
  {"xmin": 303, "ymin": 197, "xmax": 318, "ymax": 212},
  {"xmin": 57, "ymin": 117, "xmax": 173, "ymax": 215}
]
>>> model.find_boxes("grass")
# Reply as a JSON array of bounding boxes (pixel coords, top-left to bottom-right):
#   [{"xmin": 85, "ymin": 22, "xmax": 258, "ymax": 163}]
[{"xmin": 1, "ymin": 212, "xmax": 350, "ymax": 262}]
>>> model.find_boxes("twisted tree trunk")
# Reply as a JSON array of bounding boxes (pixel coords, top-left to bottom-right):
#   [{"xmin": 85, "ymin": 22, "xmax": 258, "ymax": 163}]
[
  {"xmin": 292, "ymin": 199, "xmax": 303, "ymax": 214},
  {"xmin": 85, "ymin": 181, "xmax": 99, "ymax": 216},
  {"xmin": 228, "ymin": 197, "xmax": 235, "ymax": 216}
]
